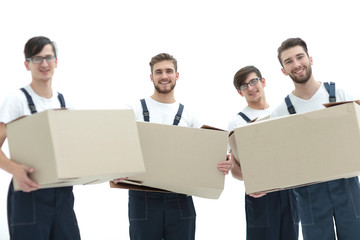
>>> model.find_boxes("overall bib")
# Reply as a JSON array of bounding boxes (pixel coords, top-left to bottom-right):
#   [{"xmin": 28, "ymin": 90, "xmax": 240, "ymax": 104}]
[
  {"xmin": 7, "ymin": 88, "xmax": 80, "ymax": 240},
  {"xmin": 239, "ymin": 112, "xmax": 299, "ymax": 240},
  {"xmin": 285, "ymin": 82, "xmax": 360, "ymax": 240},
  {"xmin": 128, "ymin": 99, "xmax": 196, "ymax": 240}
]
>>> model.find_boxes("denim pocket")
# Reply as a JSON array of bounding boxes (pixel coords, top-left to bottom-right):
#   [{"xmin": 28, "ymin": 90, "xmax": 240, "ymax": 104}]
[
  {"xmin": 245, "ymin": 194, "xmax": 269, "ymax": 228},
  {"xmin": 128, "ymin": 190, "xmax": 148, "ymax": 221},
  {"xmin": 177, "ymin": 195, "xmax": 196, "ymax": 219},
  {"xmin": 289, "ymin": 190, "xmax": 300, "ymax": 224},
  {"xmin": 10, "ymin": 190, "xmax": 36, "ymax": 226},
  {"xmin": 60, "ymin": 187, "xmax": 79, "ymax": 226},
  {"xmin": 293, "ymin": 186, "xmax": 314, "ymax": 226},
  {"xmin": 347, "ymin": 177, "xmax": 360, "ymax": 218}
]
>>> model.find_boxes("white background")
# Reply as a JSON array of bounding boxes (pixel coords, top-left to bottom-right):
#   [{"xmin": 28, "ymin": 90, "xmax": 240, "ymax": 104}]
[{"xmin": 1, "ymin": 0, "xmax": 359, "ymax": 239}]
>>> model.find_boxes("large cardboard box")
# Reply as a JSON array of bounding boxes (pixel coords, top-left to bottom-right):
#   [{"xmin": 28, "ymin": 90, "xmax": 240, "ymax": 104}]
[
  {"xmin": 229, "ymin": 102, "xmax": 360, "ymax": 194},
  {"xmin": 6, "ymin": 109, "xmax": 146, "ymax": 190},
  {"xmin": 111, "ymin": 123, "xmax": 228, "ymax": 199}
]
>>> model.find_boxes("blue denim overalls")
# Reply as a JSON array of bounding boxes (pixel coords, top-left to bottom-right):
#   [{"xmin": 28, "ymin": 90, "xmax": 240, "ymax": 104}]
[
  {"xmin": 285, "ymin": 82, "xmax": 360, "ymax": 239},
  {"xmin": 7, "ymin": 88, "xmax": 80, "ymax": 240},
  {"xmin": 239, "ymin": 111, "xmax": 299, "ymax": 240},
  {"xmin": 293, "ymin": 179, "xmax": 360, "ymax": 239},
  {"xmin": 128, "ymin": 99, "xmax": 196, "ymax": 240}
]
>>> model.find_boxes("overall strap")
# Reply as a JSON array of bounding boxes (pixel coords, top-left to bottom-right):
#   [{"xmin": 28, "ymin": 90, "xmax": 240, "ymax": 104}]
[
  {"xmin": 238, "ymin": 112, "xmax": 251, "ymax": 123},
  {"xmin": 285, "ymin": 95, "xmax": 296, "ymax": 115},
  {"xmin": 139, "ymin": 99, "xmax": 184, "ymax": 125},
  {"xmin": 20, "ymin": 88, "xmax": 67, "ymax": 114},
  {"xmin": 324, "ymin": 82, "xmax": 336, "ymax": 102},
  {"xmin": 140, "ymin": 99, "xmax": 150, "ymax": 122},
  {"xmin": 285, "ymin": 82, "xmax": 336, "ymax": 114},
  {"xmin": 173, "ymin": 103, "xmax": 184, "ymax": 126},
  {"xmin": 285, "ymin": 82, "xmax": 336, "ymax": 115},
  {"xmin": 20, "ymin": 88, "xmax": 37, "ymax": 114},
  {"xmin": 57, "ymin": 92, "xmax": 66, "ymax": 108}
]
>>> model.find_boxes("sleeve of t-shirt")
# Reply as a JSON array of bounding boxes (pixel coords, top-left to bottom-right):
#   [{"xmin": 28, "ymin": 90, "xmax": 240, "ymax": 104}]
[
  {"xmin": 127, "ymin": 101, "xmax": 143, "ymax": 122},
  {"xmin": 227, "ymin": 116, "xmax": 247, "ymax": 132},
  {"xmin": 0, "ymin": 93, "xmax": 25, "ymax": 124},
  {"xmin": 336, "ymin": 87, "xmax": 353, "ymax": 102},
  {"xmin": 270, "ymin": 101, "xmax": 289, "ymax": 119},
  {"xmin": 189, "ymin": 112, "xmax": 203, "ymax": 128},
  {"xmin": 181, "ymin": 105, "xmax": 203, "ymax": 128}
]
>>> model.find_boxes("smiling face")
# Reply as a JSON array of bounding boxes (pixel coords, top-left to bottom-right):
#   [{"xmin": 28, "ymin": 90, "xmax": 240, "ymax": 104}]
[
  {"xmin": 280, "ymin": 45, "xmax": 313, "ymax": 84},
  {"xmin": 238, "ymin": 72, "xmax": 266, "ymax": 104},
  {"xmin": 24, "ymin": 44, "xmax": 58, "ymax": 83},
  {"xmin": 150, "ymin": 60, "xmax": 179, "ymax": 94}
]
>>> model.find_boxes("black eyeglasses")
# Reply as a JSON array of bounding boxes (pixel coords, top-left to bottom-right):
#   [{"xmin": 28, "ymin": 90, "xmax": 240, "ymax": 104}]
[
  {"xmin": 239, "ymin": 77, "xmax": 261, "ymax": 91},
  {"xmin": 26, "ymin": 55, "xmax": 56, "ymax": 64}
]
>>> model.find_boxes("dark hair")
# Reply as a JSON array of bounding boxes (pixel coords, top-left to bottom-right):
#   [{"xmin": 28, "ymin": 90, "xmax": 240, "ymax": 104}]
[
  {"xmin": 233, "ymin": 66, "xmax": 262, "ymax": 90},
  {"xmin": 149, "ymin": 53, "xmax": 177, "ymax": 73},
  {"xmin": 277, "ymin": 37, "xmax": 309, "ymax": 66},
  {"xmin": 24, "ymin": 36, "xmax": 57, "ymax": 59}
]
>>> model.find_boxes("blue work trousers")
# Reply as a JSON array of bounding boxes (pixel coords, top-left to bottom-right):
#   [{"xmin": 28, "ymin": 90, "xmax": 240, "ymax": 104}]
[
  {"xmin": 245, "ymin": 189, "xmax": 299, "ymax": 240},
  {"xmin": 7, "ymin": 181, "xmax": 80, "ymax": 240},
  {"xmin": 128, "ymin": 190, "xmax": 196, "ymax": 240},
  {"xmin": 293, "ymin": 177, "xmax": 360, "ymax": 240}
]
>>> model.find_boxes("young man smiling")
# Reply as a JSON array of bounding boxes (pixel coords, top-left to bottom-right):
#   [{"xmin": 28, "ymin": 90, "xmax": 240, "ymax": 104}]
[
  {"xmin": 228, "ymin": 66, "xmax": 298, "ymax": 240},
  {"xmin": 122, "ymin": 53, "xmax": 231, "ymax": 240},
  {"xmin": 0, "ymin": 36, "xmax": 80, "ymax": 240},
  {"xmin": 271, "ymin": 37, "xmax": 360, "ymax": 240}
]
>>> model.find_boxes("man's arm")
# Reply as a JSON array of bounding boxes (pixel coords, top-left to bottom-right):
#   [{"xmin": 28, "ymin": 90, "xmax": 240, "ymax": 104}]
[
  {"xmin": 230, "ymin": 151, "xmax": 243, "ymax": 180},
  {"xmin": 0, "ymin": 123, "xmax": 39, "ymax": 192},
  {"xmin": 230, "ymin": 150, "xmax": 266, "ymax": 198},
  {"xmin": 217, "ymin": 153, "xmax": 232, "ymax": 175}
]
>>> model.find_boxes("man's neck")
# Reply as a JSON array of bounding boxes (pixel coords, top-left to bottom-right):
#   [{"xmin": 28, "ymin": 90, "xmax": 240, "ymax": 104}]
[
  {"xmin": 247, "ymin": 96, "xmax": 269, "ymax": 110},
  {"xmin": 30, "ymin": 80, "xmax": 53, "ymax": 98},
  {"xmin": 292, "ymin": 77, "xmax": 321, "ymax": 100},
  {"xmin": 151, "ymin": 91, "xmax": 176, "ymax": 103}
]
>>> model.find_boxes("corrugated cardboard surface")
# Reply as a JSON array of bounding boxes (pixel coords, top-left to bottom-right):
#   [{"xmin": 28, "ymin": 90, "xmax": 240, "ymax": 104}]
[
  {"xmin": 229, "ymin": 102, "xmax": 360, "ymax": 194},
  {"xmin": 112, "ymin": 122, "xmax": 228, "ymax": 199},
  {"xmin": 7, "ymin": 109, "xmax": 146, "ymax": 190}
]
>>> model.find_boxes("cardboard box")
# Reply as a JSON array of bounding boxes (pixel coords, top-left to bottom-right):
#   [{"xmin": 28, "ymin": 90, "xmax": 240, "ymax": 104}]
[
  {"xmin": 229, "ymin": 101, "xmax": 360, "ymax": 194},
  {"xmin": 111, "ymin": 123, "xmax": 228, "ymax": 199},
  {"xmin": 6, "ymin": 109, "xmax": 146, "ymax": 191}
]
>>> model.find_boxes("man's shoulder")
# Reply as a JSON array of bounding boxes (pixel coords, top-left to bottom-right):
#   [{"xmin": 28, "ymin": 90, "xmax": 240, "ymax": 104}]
[
  {"xmin": 0, "ymin": 88, "xmax": 29, "ymax": 123},
  {"xmin": 270, "ymin": 100, "xmax": 288, "ymax": 118},
  {"xmin": 228, "ymin": 115, "xmax": 246, "ymax": 131},
  {"xmin": 323, "ymin": 82, "xmax": 353, "ymax": 102},
  {"xmin": 2, "ymin": 88, "xmax": 27, "ymax": 103}
]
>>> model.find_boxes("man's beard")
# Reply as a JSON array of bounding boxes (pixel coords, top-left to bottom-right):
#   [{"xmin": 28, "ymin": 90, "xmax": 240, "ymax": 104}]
[
  {"xmin": 290, "ymin": 66, "xmax": 312, "ymax": 84},
  {"xmin": 154, "ymin": 82, "xmax": 176, "ymax": 94}
]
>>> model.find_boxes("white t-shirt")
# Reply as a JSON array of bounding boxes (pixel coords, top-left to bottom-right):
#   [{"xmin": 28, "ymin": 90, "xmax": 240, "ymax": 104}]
[
  {"xmin": 228, "ymin": 106, "xmax": 272, "ymax": 132},
  {"xmin": 131, "ymin": 97, "xmax": 202, "ymax": 128},
  {"xmin": 271, "ymin": 82, "xmax": 353, "ymax": 118},
  {"xmin": 0, "ymin": 85, "xmax": 68, "ymax": 124}
]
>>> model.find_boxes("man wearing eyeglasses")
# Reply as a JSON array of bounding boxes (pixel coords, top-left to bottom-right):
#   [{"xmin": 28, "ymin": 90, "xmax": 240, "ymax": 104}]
[
  {"xmin": 228, "ymin": 66, "xmax": 299, "ymax": 240},
  {"xmin": 0, "ymin": 36, "xmax": 81, "ymax": 240},
  {"xmin": 271, "ymin": 37, "xmax": 360, "ymax": 240}
]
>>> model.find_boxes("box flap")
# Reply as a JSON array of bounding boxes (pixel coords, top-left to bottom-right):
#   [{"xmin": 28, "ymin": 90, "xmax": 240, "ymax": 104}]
[
  {"xmin": 323, "ymin": 100, "xmax": 360, "ymax": 108},
  {"xmin": 110, "ymin": 181, "xmax": 171, "ymax": 193},
  {"xmin": 201, "ymin": 125, "xmax": 226, "ymax": 131}
]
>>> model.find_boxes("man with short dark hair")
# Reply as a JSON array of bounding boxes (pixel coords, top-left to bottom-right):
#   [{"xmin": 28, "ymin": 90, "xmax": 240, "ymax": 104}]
[
  {"xmin": 272, "ymin": 37, "xmax": 360, "ymax": 240},
  {"xmin": 0, "ymin": 36, "xmax": 81, "ymax": 240},
  {"xmin": 116, "ymin": 53, "xmax": 231, "ymax": 240},
  {"xmin": 228, "ymin": 65, "xmax": 298, "ymax": 240}
]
